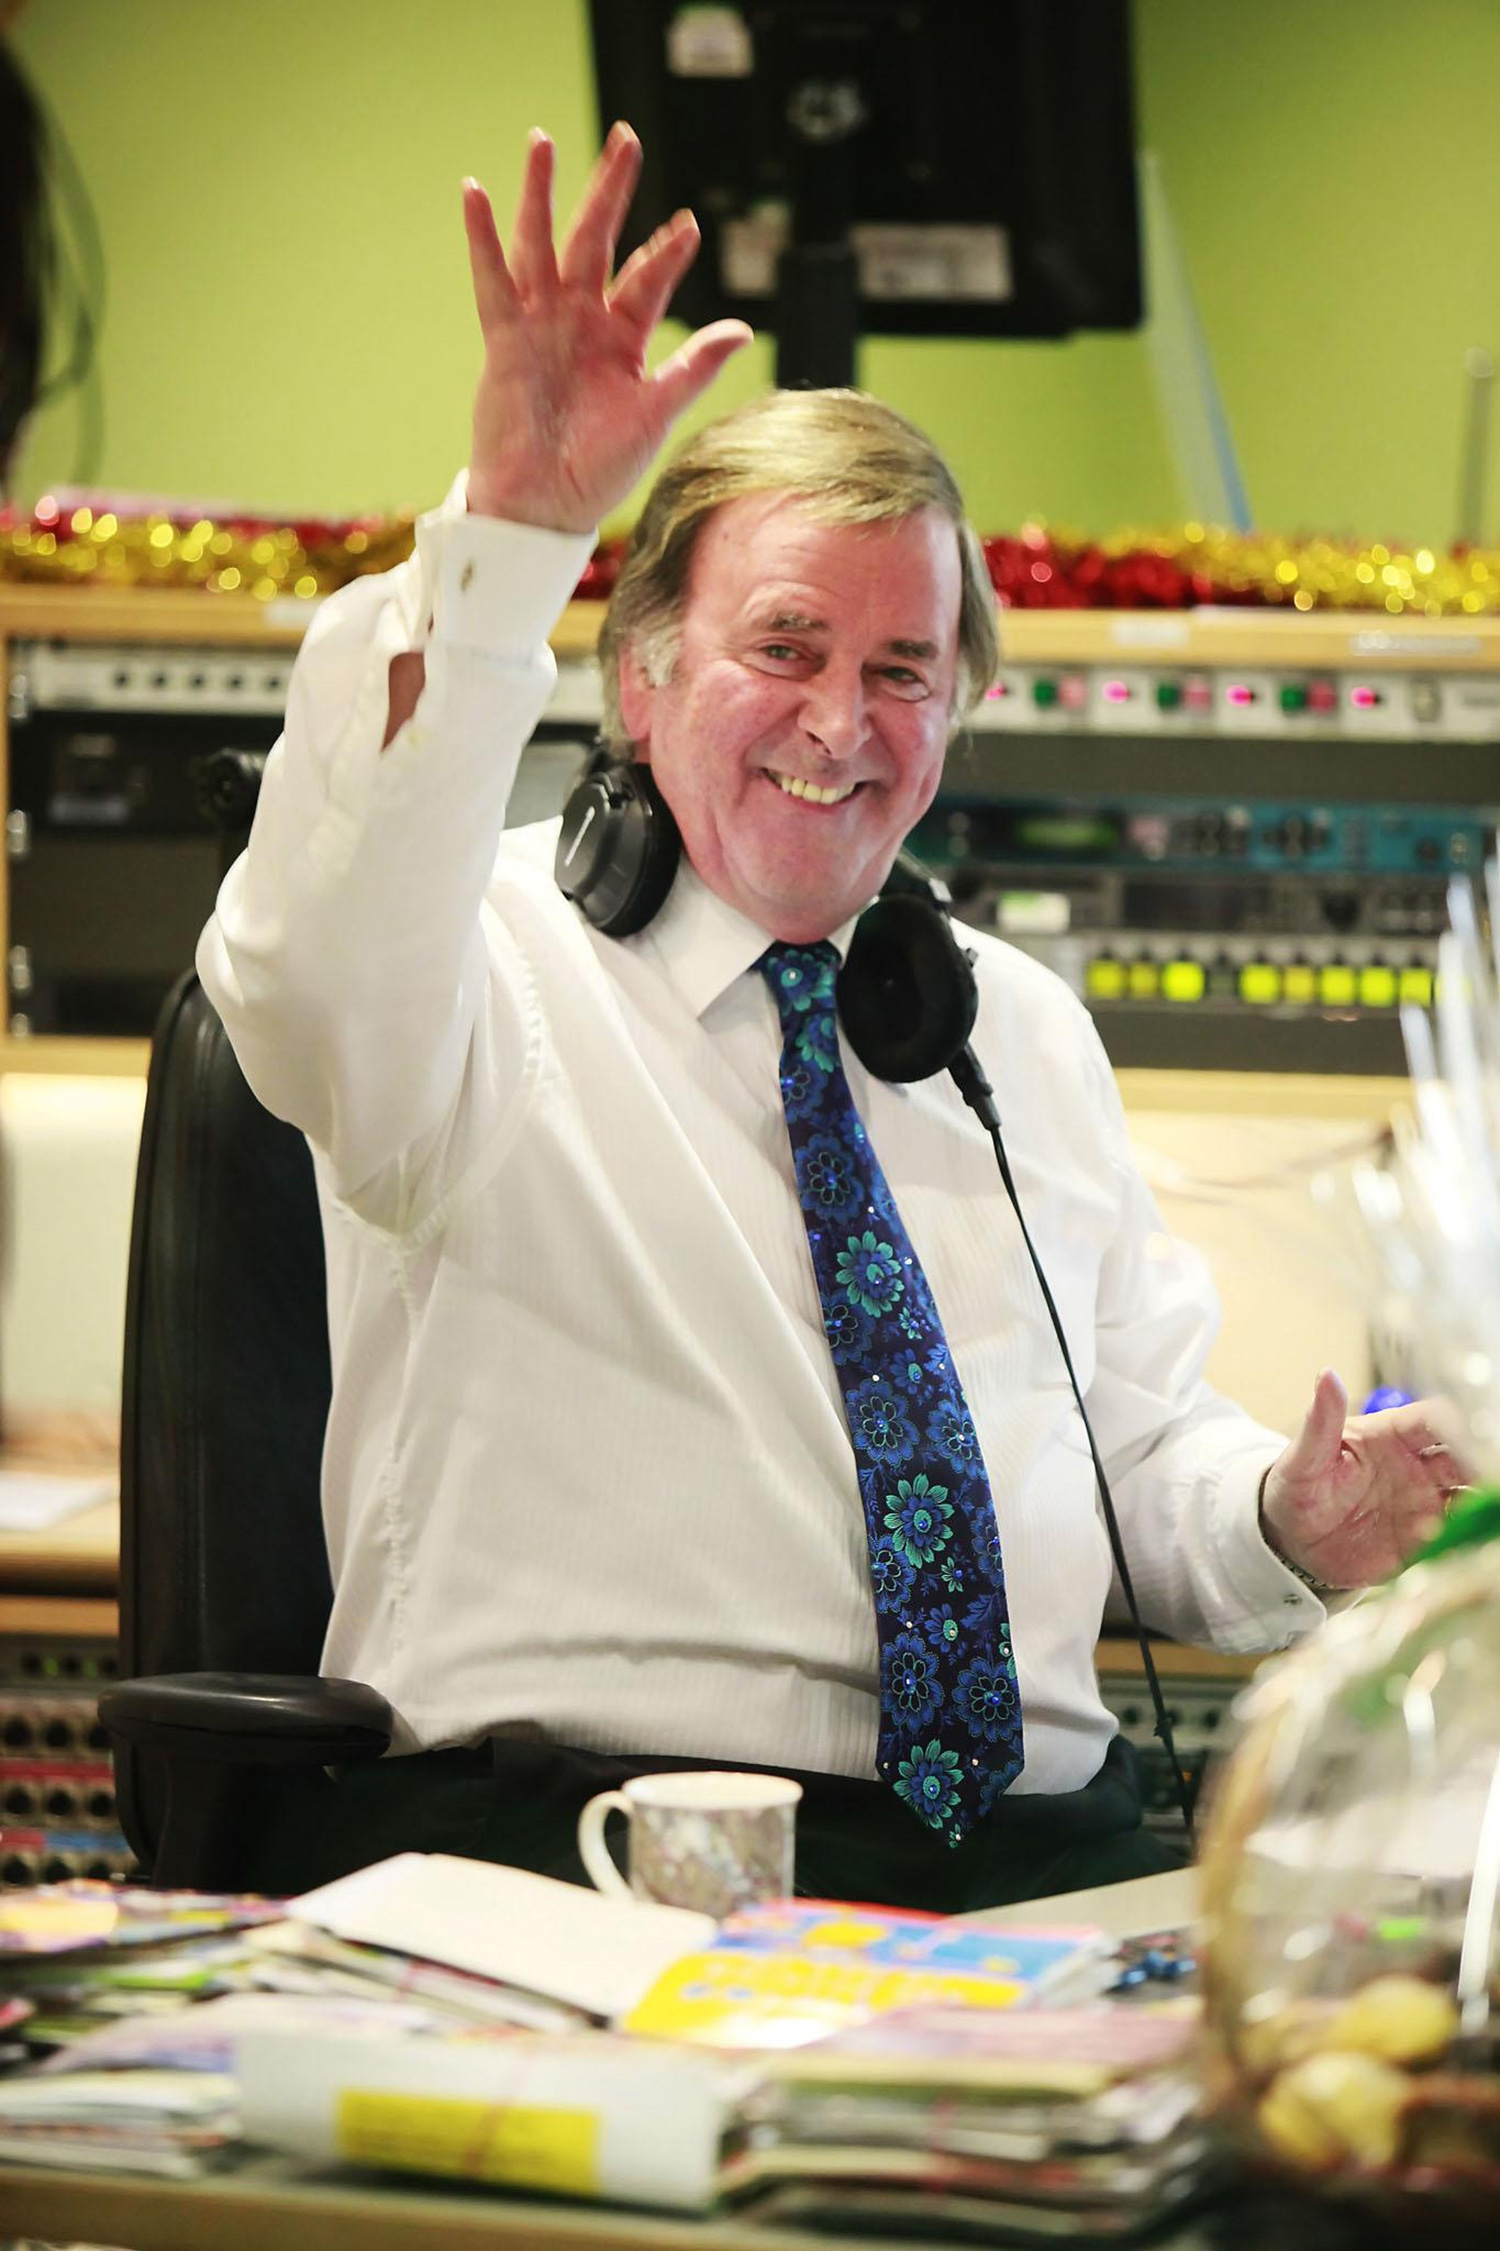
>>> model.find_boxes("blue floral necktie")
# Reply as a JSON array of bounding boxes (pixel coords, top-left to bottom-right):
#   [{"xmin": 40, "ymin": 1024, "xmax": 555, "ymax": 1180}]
[{"xmin": 759, "ymin": 940, "xmax": 1024, "ymax": 1844}]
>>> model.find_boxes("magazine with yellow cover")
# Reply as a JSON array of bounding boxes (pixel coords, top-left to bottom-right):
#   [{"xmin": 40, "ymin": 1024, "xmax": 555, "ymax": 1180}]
[{"xmin": 623, "ymin": 1901, "xmax": 1113, "ymax": 2048}]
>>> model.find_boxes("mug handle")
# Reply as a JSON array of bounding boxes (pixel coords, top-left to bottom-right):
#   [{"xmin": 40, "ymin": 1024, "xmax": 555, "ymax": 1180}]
[{"xmin": 576, "ymin": 1788, "xmax": 633, "ymax": 1897}]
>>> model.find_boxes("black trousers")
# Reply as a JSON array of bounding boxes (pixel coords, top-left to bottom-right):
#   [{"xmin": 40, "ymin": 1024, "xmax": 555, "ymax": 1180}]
[{"xmin": 244, "ymin": 1734, "xmax": 1185, "ymax": 1911}]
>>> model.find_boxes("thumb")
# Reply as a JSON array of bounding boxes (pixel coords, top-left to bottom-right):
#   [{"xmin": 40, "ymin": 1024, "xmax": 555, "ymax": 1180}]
[
  {"xmin": 649, "ymin": 319, "xmax": 754, "ymax": 428},
  {"xmin": 1276, "ymin": 1367, "xmax": 1349, "ymax": 1486}
]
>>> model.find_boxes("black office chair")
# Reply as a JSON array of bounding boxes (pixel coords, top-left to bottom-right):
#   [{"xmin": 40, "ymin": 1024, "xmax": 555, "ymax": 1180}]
[{"xmin": 99, "ymin": 970, "xmax": 392, "ymax": 1889}]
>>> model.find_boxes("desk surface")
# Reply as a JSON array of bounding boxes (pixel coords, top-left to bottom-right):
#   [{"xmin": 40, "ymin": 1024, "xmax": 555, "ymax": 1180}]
[
  {"xmin": 0, "ymin": 1494, "xmax": 119, "ymax": 1593},
  {"xmin": 0, "ymin": 1428, "xmax": 120, "ymax": 1633},
  {"xmin": 0, "ymin": 2145, "xmax": 1384, "ymax": 2251}
]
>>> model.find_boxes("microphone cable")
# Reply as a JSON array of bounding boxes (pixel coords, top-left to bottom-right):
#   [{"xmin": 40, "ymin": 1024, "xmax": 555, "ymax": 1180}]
[{"xmin": 949, "ymin": 1044, "xmax": 1199, "ymax": 1844}]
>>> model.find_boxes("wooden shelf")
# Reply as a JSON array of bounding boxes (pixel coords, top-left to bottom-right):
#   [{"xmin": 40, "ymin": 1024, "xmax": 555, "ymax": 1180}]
[
  {"xmin": 0, "ymin": 1035, "xmax": 151, "ymax": 1077},
  {"xmin": 1114, "ymin": 1068, "xmax": 1408, "ymax": 1121},
  {"xmin": 0, "ymin": 580, "xmax": 611, "ymax": 658},
  {"xmin": 0, "ymin": 583, "xmax": 313, "ymax": 646},
  {"xmin": 1096, "ymin": 1637, "xmax": 1259, "ymax": 1681}
]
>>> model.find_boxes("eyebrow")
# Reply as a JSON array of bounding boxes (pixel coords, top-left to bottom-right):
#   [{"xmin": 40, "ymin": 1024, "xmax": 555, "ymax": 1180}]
[{"xmin": 752, "ymin": 608, "xmax": 941, "ymax": 660}]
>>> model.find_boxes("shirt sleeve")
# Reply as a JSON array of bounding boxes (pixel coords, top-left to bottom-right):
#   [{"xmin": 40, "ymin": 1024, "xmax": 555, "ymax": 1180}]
[
  {"xmin": 196, "ymin": 476, "xmax": 595, "ymax": 1208},
  {"xmin": 1075, "ymin": 1024, "xmax": 1330, "ymax": 1656}
]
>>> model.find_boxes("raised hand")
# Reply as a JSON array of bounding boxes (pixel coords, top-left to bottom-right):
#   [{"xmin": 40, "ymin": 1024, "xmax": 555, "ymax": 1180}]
[
  {"xmin": 462, "ymin": 124, "xmax": 752, "ymax": 533},
  {"xmin": 1259, "ymin": 1367, "xmax": 1471, "ymax": 1589}
]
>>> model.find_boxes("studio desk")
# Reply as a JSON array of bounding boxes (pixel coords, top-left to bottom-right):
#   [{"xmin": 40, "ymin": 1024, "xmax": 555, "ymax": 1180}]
[
  {"xmin": 0, "ymin": 1865, "xmax": 1389, "ymax": 2251},
  {"xmin": 0, "ymin": 2150, "xmax": 1388, "ymax": 2251}
]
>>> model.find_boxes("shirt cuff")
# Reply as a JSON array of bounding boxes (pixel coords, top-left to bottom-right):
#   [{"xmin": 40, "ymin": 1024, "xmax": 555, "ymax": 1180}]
[
  {"xmin": 1211, "ymin": 1447, "xmax": 1328, "ymax": 1646},
  {"xmin": 413, "ymin": 475, "xmax": 598, "ymax": 659}
]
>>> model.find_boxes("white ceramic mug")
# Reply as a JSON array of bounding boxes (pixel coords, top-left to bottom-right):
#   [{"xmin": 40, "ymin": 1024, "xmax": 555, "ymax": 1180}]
[{"xmin": 576, "ymin": 1770, "xmax": 802, "ymax": 1917}]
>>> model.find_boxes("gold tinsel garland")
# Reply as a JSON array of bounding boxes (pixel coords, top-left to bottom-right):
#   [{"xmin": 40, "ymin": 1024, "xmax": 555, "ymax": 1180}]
[
  {"xmin": 1, "ymin": 496, "xmax": 1498, "ymax": 615},
  {"xmin": 0, "ymin": 499, "xmax": 417, "ymax": 602}
]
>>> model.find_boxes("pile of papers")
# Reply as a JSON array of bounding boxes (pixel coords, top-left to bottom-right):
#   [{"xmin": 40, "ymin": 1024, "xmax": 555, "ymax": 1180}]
[{"xmin": 0, "ymin": 1855, "xmax": 1211, "ymax": 2228}]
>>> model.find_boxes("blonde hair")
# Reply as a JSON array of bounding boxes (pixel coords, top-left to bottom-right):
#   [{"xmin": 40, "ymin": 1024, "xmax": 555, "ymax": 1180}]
[{"xmin": 597, "ymin": 389, "xmax": 998, "ymax": 746}]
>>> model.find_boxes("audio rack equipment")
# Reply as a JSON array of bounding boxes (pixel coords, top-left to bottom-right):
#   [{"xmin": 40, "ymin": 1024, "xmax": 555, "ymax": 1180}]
[
  {"xmin": 1095, "ymin": 1654, "xmax": 1251, "ymax": 1835},
  {"xmin": 0, "ymin": 1627, "xmax": 130, "ymax": 1885}
]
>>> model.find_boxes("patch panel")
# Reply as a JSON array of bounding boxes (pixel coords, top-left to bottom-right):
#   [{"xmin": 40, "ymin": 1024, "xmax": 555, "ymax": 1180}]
[
  {"xmin": 0, "ymin": 1760, "xmax": 118, "ymax": 1829},
  {"xmin": 1096, "ymin": 1668, "xmax": 1246, "ymax": 1836},
  {"xmin": 0, "ymin": 1824, "xmax": 132, "ymax": 1886},
  {"xmin": 0, "ymin": 1632, "xmax": 130, "ymax": 1886}
]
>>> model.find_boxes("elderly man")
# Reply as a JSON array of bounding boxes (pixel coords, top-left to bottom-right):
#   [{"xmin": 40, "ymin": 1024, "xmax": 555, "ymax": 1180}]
[{"xmin": 200, "ymin": 127, "xmax": 1460, "ymax": 1907}]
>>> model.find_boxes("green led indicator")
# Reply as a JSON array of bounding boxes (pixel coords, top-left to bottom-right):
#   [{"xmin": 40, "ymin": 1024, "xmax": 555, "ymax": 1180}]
[
  {"xmin": 1155, "ymin": 680, "xmax": 1183, "ymax": 711},
  {"xmin": 1279, "ymin": 683, "xmax": 1308, "ymax": 714},
  {"xmin": 1162, "ymin": 960, "xmax": 1206, "ymax": 1002},
  {"xmin": 1031, "ymin": 677, "xmax": 1059, "ymax": 709}
]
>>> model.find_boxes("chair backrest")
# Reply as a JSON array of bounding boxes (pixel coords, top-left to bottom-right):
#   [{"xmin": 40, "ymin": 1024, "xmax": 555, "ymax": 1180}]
[{"xmin": 114, "ymin": 971, "xmax": 333, "ymax": 1861}]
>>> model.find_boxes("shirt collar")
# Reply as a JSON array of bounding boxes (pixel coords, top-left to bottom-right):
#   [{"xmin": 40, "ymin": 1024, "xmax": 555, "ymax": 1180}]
[{"xmin": 644, "ymin": 857, "xmax": 863, "ymax": 1021}]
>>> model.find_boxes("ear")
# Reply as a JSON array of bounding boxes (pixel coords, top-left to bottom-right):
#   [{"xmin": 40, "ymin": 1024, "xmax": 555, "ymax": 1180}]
[{"xmin": 617, "ymin": 647, "xmax": 657, "ymax": 757}]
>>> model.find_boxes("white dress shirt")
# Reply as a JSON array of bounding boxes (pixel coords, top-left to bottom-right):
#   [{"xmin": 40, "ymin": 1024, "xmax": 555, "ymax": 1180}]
[{"xmin": 198, "ymin": 479, "xmax": 1325, "ymax": 1792}]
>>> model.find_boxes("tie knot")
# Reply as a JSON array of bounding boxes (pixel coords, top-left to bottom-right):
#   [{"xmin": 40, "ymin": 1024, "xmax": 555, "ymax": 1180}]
[{"xmin": 758, "ymin": 940, "xmax": 839, "ymax": 1031}]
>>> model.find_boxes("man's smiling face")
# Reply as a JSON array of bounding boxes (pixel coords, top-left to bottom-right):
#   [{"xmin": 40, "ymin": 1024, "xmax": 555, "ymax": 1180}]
[{"xmin": 618, "ymin": 492, "xmax": 963, "ymax": 941}]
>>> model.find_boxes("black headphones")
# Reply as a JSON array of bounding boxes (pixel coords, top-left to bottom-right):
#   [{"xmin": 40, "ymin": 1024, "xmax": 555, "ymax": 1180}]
[
  {"xmin": 555, "ymin": 748, "xmax": 981, "ymax": 1090},
  {"xmin": 553, "ymin": 748, "xmax": 681, "ymax": 938}
]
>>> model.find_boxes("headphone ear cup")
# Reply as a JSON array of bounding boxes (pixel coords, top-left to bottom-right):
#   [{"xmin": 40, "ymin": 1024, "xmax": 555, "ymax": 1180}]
[
  {"xmin": 838, "ymin": 891, "xmax": 978, "ymax": 1082},
  {"xmin": 554, "ymin": 758, "xmax": 682, "ymax": 937}
]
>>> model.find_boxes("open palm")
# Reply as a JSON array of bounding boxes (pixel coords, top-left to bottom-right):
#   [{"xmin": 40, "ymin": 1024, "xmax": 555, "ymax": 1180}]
[{"xmin": 463, "ymin": 125, "xmax": 751, "ymax": 533}]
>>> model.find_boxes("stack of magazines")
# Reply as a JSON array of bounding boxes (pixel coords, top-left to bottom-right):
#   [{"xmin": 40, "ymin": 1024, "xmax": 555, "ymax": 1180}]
[
  {"xmin": 0, "ymin": 1880, "xmax": 282, "ymax": 2175},
  {"xmin": 724, "ymin": 2004, "xmax": 1210, "ymax": 2240},
  {"xmin": 0, "ymin": 1855, "xmax": 1211, "ymax": 2227}
]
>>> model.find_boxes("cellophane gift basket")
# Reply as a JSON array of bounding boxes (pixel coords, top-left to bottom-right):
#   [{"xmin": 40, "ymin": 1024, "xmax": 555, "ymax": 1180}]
[{"xmin": 1197, "ymin": 871, "xmax": 1500, "ymax": 2228}]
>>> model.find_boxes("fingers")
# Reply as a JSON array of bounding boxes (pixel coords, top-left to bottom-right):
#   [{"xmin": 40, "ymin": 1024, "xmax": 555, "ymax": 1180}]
[
  {"xmin": 462, "ymin": 178, "xmax": 517, "ymax": 334},
  {"xmin": 1367, "ymin": 1395, "xmax": 1478, "ymax": 1488},
  {"xmin": 649, "ymin": 318, "xmax": 755, "ymax": 426},
  {"xmin": 508, "ymin": 129, "xmax": 559, "ymax": 298},
  {"xmin": 609, "ymin": 209, "xmax": 703, "ymax": 332},
  {"xmin": 1415, "ymin": 1439, "xmax": 1471, "ymax": 1493},
  {"xmin": 559, "ymin": 121, "xmax": 643, "ymax": 292}
]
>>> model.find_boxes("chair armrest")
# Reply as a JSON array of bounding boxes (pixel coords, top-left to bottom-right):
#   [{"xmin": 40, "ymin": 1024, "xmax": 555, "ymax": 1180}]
[{"xmin": 99, "ymin": 1672, "xmax": 393, "ymax": 1767}]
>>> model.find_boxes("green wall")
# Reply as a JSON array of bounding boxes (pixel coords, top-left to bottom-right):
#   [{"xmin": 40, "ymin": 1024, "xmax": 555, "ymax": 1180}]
[{"xmin": 9, "ymin": 0, "xmax": 1499, "ymax": 543}]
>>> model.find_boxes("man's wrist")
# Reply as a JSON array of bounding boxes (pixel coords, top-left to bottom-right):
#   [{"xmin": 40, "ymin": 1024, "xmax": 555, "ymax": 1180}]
[
  {"xmin": 465, "ymin": 478, "xmax": 596, "ymax": 538},
  {"xmin": 1257, "ymin": 1467, "xmax": 1337, "ymax": 1597}
]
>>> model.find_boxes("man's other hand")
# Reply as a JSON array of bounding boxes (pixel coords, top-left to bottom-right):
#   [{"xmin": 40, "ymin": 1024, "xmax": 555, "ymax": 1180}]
[
  {"xmin": 462, "ymin": 124, "xmax": 753, "ymax": 534},
  {"xmin": 1260, "ymin": 1367, "xmax": 1471, "ymax": 1590}
]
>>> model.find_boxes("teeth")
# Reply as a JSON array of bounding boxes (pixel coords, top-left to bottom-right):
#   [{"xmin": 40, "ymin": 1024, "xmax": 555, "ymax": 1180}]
[{"xmin": 772, "ymin": 772, "xmax": 855, "ymax": 806}]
